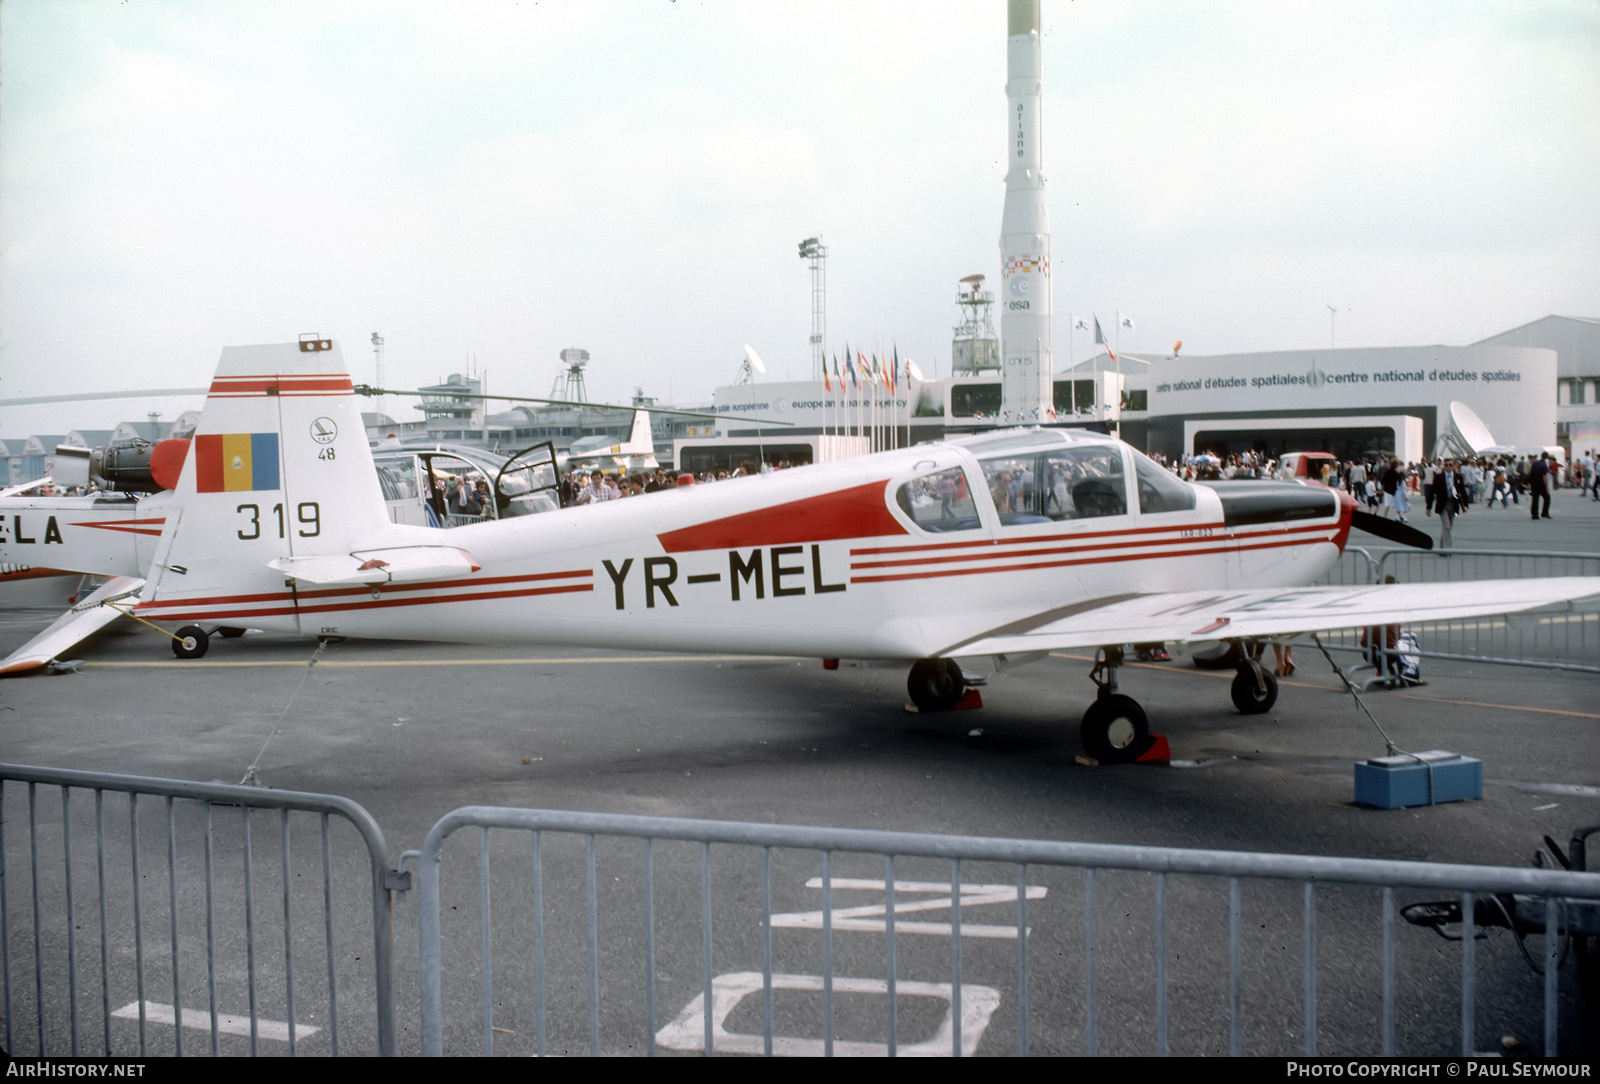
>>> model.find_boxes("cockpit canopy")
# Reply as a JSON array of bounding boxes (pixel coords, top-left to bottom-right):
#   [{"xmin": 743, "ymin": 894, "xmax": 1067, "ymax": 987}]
[{"xmin": 896, "ymin": 429, "xmax": 1194, "ymax": 533}]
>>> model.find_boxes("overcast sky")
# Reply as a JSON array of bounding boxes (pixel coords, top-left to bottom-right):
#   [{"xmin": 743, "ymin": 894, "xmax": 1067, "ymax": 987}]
[{"xmin": 2, "ymin": 0, "xmax": 1596, "ymax": 437}]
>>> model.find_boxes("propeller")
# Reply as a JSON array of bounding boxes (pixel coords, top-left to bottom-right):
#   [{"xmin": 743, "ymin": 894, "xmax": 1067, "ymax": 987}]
[{"xmin": 1350, "ymin": 509, "xmax": 1434, "ymax": 550}]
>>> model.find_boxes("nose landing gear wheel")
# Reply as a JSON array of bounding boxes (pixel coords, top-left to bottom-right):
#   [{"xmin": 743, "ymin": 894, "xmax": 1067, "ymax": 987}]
[
  {"xmin": 1080, "ymin": 694, "xmax": 1151, "ymax": 763},
  {"xmin": 172, "ymin": 625, "xmax": 210, "ymax": 660},
  {"xmin": 1230, "ymin": 663, "xmax": 1278, "ymax": 714},
  {"xmin": 907, "ymin": 658, "xmax": 965, "ymax": 712}
]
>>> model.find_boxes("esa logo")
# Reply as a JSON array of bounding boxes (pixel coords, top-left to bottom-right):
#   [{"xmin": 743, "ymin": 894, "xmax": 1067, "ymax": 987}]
[{"xmin": 1007, "ymin": 300, "xmax": 1031, "ymax": 310}]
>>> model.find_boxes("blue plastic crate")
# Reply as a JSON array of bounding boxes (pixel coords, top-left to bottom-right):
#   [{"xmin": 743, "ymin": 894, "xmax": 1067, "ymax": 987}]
[{"xmin": 1353, "ymin": 751, "xmax": 1482, "ymax": 809}]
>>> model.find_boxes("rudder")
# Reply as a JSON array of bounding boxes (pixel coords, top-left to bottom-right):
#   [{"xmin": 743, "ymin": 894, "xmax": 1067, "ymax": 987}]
[{"xmin": 138, "ymin": 338, "xmax": 393, "ymax": 630}]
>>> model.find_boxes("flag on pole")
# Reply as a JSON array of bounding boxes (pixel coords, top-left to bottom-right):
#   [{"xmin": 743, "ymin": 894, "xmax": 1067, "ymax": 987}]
[
  {"xmin": 823, "ymin": 353, "xmax": 833, "ymax": 393},
  {"xmin": 1117, "ymin": 311, "xmax": 1135, "ymax": 332},
  {"xmin": 1094, "ymin": 317, "xmax": 1120, "ymax": 366},
  {"xmin": 1072, "ymin": 315, "xmax": 1090, "ymax": 332}
]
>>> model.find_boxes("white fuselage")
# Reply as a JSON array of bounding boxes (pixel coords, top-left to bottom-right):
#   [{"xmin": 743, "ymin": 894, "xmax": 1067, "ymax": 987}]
[
  {"xmin": 135, "ymin": 435, "xmax": 1348, "ymax": 661},
  {"xmin": 0, "ymin": 493, "xmax": 170, "ymax": 580}
]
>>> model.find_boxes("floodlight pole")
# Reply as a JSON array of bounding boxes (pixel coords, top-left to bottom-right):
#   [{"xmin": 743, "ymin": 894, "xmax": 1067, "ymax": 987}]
[{"xmin": 799, "ymin": 237, "xmax": 827, "ymax": 381}]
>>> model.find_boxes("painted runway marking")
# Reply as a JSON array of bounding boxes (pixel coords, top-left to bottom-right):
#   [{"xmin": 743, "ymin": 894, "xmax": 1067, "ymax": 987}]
[
  {"xmin": 112, "ymin": 1000, "xmax": 319, "ymax": 1042},
  {"xmin": 67, "ymin": 647, "xmax": 1600, "ymax": 719},
  {"xmin": 77, "ymin": 654, "xmax": 794, "ymax": 669},
  {"xmin": 654, "ymin": 971, "xmax": 999, "ymax": 1057},
  {"xmin": 770, "ymin": 878, "xmax": 1046, "ymax": 939},
  {"xmin": 1392, "ymin": 693, "xmax": 1600, "ymax": 721},
  {"xmin": 1488, "ymin": 780, "xmax": 1600, "ymax": 799}
]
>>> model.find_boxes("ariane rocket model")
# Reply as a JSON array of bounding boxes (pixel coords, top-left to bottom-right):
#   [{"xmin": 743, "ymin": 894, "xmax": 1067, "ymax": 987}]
[{"xmin": 999, "ymin": 0, "xmax": 1054, "ymax": 423}]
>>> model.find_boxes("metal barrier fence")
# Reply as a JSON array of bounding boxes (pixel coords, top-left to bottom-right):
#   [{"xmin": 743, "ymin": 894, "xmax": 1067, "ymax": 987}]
[
  {"xmin": 8, "ymin": 762, "xmax": 1600, "ymax": 1057},
  {"xmin": 0, "ymin": 763, "xmax": 399, "ymax": 1057},
  {"xmin": 414, "ymin": 806, "xmax": 1600, "ymax": 1057},
  {"xmin": 1313, "ymin": 548, "xmax": 1600, "ymax": 674},
  {"xmin": 1315, "ymin": 545, "xmax": 1378, "ymax": 587}
]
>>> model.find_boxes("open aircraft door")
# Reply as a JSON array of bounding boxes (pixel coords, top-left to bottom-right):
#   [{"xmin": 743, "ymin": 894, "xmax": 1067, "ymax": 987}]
[{"xmin": 494, "ymin": 441, "xmax": 564, "ymax": 514}]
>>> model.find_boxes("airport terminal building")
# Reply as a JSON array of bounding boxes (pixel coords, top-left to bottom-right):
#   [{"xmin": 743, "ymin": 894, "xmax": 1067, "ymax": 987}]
[
  {"xmin": 707, "ymin": 314, "xmax": 1589, "ymax": 467},
  {"xmin": 1118, "ymin": 342, "xmax": 1556, "ymax": 462}
]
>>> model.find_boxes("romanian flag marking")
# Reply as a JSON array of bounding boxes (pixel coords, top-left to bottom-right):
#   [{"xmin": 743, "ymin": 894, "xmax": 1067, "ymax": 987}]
[{"xmin": 195, "ymin": 433, "xmax": 280, "ymax": 493}]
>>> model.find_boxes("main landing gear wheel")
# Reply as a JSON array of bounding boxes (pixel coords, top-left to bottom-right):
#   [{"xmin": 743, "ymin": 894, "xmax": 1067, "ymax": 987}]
[
  {"xmin": 1230, "ymin": 662, "xmax": 1278, "ymax": 714},
  {"xmin": 172, "ymin": 625, "xmax": 210, "ymax": 660},
  {"xmin": 1080, "ymin": 694, "xmax": 1150, "ymax": 764},
  {"xmin": 907, "ymin": 658, "xmax": 965, "ymax": 712}
]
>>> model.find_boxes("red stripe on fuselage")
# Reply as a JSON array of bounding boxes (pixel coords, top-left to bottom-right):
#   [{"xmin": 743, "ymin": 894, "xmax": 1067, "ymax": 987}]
[
  {"xmin": 849, "ymin": 521, "xmax": 1338, "ymax": 570},
  {"xmin": 143, "ymin": 582, "xmax": 595, "ymax": 622},
  {"xmin": 657, "ymin": 481, "xmax": 907, "ymax": 553},
  {"xmin": 71, "ymin": 518, "xmax": 167, "ymax": 537},
  {"xmin": 849, "ymin": 534, "xmax": 1334, "ymax": 583},
  {"xmin": 850, "ymin": 518, "xmax": 1234, "ymax": 556},
  {"xmin": 135, "ymin": 569, "xmax": 592, "ymax": 612}
]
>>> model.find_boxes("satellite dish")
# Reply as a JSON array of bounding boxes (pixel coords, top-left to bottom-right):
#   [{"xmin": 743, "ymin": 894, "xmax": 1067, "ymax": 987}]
[
  {"xmin": 1436, "ymin": 400, "xmax": 1497, "ymax": 458},
  {"xmin": 905, "ymin": 359, "xmax": 926, "ymax": 382},
  {"xmin": 743, "ymin": 344, "xmax": 767, "ymax": 375}
]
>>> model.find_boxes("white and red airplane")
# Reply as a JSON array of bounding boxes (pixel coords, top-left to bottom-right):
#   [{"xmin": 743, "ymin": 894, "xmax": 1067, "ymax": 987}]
[{"xmin": 7, "ymin": 338, "xmax": 1600, "ymax": 762}]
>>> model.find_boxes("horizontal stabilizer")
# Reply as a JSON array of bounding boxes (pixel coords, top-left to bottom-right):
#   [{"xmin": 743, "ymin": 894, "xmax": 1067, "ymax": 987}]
[
  {"xmin": 268, "ymin": 547, "xmax": 481, "ymax": 586},
  {"xmin": 0, "ymin": 576, "xmax": 143, "ymax": 676}
]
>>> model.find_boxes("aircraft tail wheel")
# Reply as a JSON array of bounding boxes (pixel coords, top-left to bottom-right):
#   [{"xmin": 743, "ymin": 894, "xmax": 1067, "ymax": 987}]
[
  {"xmin": 1080, "ymin": 694, "xmax": 1151, "ymax": 763},
  {"xmin": 907, "ymin": 658, "xmax": 965, "ymax": 712},
  {"xmin": 172, "ymin": 625, "xmax": 210, "ymax": 660},
  {"xmin": 1230, "ymin": 663, "xmax": 1278, "ymax": 714}
]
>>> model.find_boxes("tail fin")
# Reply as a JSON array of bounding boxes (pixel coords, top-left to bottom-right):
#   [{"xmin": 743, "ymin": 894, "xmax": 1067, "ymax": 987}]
[
  {"xmin": 623, "ymin": 409, "xmax": 652, "ymax": 455},
  {"xmin": 138, "ymin": 339, "xmax": 393, "ymax": 627}
]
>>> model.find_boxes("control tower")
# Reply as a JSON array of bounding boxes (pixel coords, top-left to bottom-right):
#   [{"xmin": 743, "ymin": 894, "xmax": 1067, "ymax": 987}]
[{"xmin": 951, "ymin": 274, "xmax": 1000, "ymax": 375}]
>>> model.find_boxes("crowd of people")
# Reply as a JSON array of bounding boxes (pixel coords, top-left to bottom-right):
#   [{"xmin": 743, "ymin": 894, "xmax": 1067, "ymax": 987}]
[
  {"xmin": 1316, "ymin": 451, "xmax": 1595, "ymax": 523},
  {"xmin": 1161, "ymin": 449, "xmax": 1600, "ymax": 524},
  {"xmin": 560, "ymin": 460, "xmax": 789, "ymax": 507}
]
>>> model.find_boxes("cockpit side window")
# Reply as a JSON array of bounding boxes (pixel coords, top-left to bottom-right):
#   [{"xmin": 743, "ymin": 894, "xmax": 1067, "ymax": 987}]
[
  {"xmin": 895, "ymin": 465, "xmax": 981, "ymax": 533},
  {"xmin": 982, "ymin": 446, "xmax": 1127, "ymax": 522},
  {"xmin": 1133, "ymin": 451, "xmax": 1196, "ymax": 514}
]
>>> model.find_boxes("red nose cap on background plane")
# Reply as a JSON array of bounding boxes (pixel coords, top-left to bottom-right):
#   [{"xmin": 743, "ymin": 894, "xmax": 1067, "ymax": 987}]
[{"xmin": 150, "ymin": 438, "xmax": 190, "ymax": 492}]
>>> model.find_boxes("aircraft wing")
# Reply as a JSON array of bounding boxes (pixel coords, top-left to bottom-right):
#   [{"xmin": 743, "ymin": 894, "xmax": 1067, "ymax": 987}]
[
  {"xmin": 0, "ymin": 576, "xmax": 143, "ymax": 676},
  {"xmin": 938, "ymin": 577, "xmax": 1600, "ymax": 658}
]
